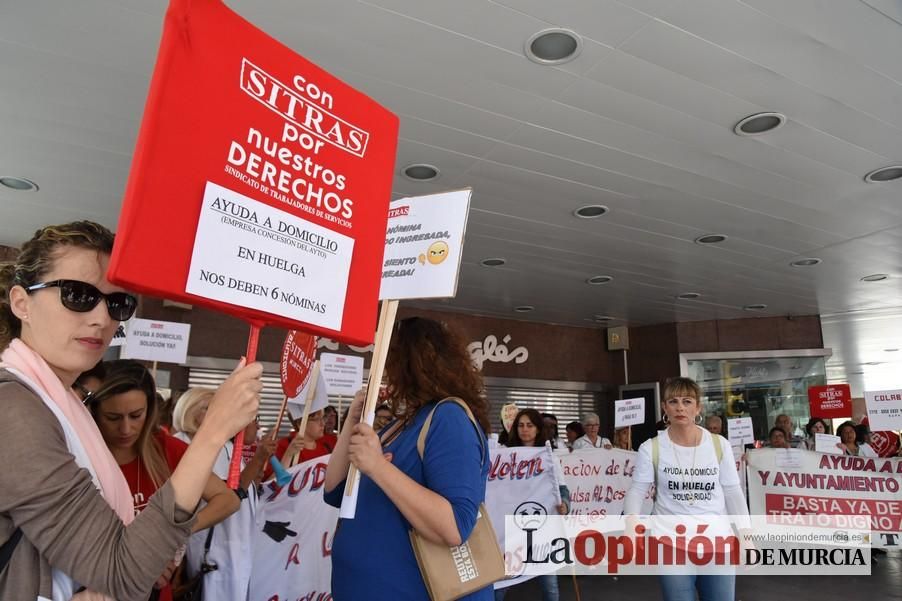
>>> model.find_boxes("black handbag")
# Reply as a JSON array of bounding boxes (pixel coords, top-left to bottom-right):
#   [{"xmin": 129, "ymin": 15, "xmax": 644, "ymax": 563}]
[{"xmin": 172, "ymin": 526, "xmax": 217, "ymax": 601}]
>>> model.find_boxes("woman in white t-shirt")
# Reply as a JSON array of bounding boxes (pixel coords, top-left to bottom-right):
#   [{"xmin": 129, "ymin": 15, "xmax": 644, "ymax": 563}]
[{"xmin": 624, "ymin": 377, "xmax": 749, "ymax": 601}]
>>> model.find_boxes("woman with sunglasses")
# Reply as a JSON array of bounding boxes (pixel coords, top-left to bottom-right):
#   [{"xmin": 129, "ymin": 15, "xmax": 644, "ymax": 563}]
[
  {"xmin": 324, "ymin": 317, "xmax": 493, "ymax": 600},
  {"xmin": 88, "ymin": 360, "xmax": 241, "ymax": 601},
  {"xmin": 0, "ymin": 221, "xmax": 262, "ymax": 601}
]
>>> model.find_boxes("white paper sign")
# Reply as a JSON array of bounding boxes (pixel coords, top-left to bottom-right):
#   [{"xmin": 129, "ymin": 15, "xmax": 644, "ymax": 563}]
[
  {"xmin": 815, "ymin": 433, "xmax": 843, "ymax": 454},
  {"xmin": 121, "ymin": 318, "xmax": 191, "ymax": 364},
  {"xmin": 186, "ymin": 181, "xmax": 354, "ymax": 330},
  {"xmin": 727, "ymin": 417, "xmax": 755, "ymax": 445},
  {"xmin": 773, "ymin": 448, "xmax": 803, "ymax": 468},
  {"xmin": 614, "ymin": 397, "xmax": 645, "ymax": 428},
  {"xmin": 379, "ymin": 189, "xmax": 471, "ymax": 300},
  {"xmin": 864, "ymin": 389, "xmax": 902, "ymax": 431},
  {"xmin": 319, "ymin": 353, "xmax": 364, "ymax": 395}
]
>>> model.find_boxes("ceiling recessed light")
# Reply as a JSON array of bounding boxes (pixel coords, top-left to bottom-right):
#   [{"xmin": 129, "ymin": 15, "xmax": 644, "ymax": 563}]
[
  {"xmin": 864, "ymin": 165, "xmax": 902, "ymax": 183},
  {"xmin": 480, "ymin": 258, "xmax": 506, "ymax": 267},
  {"xmin": 790, "ymin": 258, "xmax": 822, "ymax": 267},
  {"xmin": 850, "ymin": 371, "xmax": 864, "ymax": 375},
  {"xmin": 743, "ymin": 304, "xmax": 768, "ymax": 311},
  {"xmin": 401, "ymin": 163, "xmax": 439, "ymax": 181},
  {"xmin": 885, "ymin": 348, "xmax": 899, "ymax": 352},
  {"xmin": 514, "ymin": 305, "xmax": 534, "ymax": 313},
  {"xmin": 0, "ymin": 176, "xmax": 39, "ymax": 191},
  {"xmin": 865, "ymin": 361, "xmax": 883, "ymax": 366},
  {"xmin": 676, "ymin": 292, "xmax": 701, "ymax": 300},
  {"xmin": 573, "ymin": 205, "xmax": 609, "ymax": 219},
  {"xmin": 586, "ymin": 275, "xmax": 613, "ymax": 285},
  {"xmin": 593, "ymin": 315, "xmax": 614, "ymax": 322},
  {"xmin": 861, "ymin": 274, "xmax": 889, "ymax": 282},
  {"xmin": 694, "ymin": 234, "xmax": 728, "ymax": 245},
  {"xmin": 524, "ymin": 28, "xmax": 582, "ymax": 65},
  {"xmin": 733, "ymin": 112, "xmax": 786, "ymax": 136}
]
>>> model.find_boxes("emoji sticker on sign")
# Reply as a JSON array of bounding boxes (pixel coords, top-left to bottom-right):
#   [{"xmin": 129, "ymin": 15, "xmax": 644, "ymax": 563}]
[{"xmin": 418, "ymin": 241, "xmax": 450, "ymax": 266}]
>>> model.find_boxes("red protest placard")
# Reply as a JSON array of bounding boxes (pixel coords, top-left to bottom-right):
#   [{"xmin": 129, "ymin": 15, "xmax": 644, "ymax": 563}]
[
  {"xmin": 280, "ymin": 331, "xmax": 316, "ymax": 399},
  {"xmin": 808, "ymin": 384, "xmax": 852, "ymax": 419},
  {"xmin": 109, "ymin": 0, "xmax": 398, "ymax": 345}
]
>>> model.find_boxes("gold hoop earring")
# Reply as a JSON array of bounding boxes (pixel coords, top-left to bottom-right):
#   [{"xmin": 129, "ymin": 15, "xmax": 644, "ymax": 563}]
[{"xmin": 662, "ymin": 414, "xmax": 670, "ymax": 424}]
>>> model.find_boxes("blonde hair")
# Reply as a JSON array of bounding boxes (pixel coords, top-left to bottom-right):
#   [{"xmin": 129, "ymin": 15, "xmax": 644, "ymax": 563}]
[{"xmin": 172, "ymin": 387, "xmax": 215, "ymax": 434}]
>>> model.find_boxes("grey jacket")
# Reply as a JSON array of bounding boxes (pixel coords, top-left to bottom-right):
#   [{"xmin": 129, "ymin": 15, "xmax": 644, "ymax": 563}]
[{"xmin": 0, "ymin": 372, "xmax": 196, "ymax": 600}]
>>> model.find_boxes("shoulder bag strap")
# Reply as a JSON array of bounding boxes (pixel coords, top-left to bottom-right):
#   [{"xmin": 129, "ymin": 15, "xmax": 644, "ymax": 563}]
[
  {"xmin": 711, "ymin": 432, "xmax": 723, "ymax": 463},
  {"xmin": 415, "ymin": 398, "xmax": 486, "ymax": 465},
  {"xmin": 0, "ymin": 527, "xmax": 22, "ymax": 573}
]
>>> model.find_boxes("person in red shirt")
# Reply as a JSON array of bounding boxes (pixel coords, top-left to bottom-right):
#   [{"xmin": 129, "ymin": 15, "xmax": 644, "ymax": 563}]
[
  {"xmin": 89, "ymin": 360, "xmax": 240, "ymax": 601},
  {"xmin": 263, "ymin": 409, "xmax": 332, "ymax": 481}
]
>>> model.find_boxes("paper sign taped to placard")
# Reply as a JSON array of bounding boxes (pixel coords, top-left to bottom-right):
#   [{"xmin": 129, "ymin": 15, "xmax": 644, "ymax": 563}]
[
  {"xmin": 728, "ymin": 417, "xmax": 754, "ymax": 445},
  {"xmin": 121, "ymin": 318, "xmax": 191, "ymax": 364},
  {"xmin": 864, "ymin": 389, "xmax": 902, "ymax": 431},
  {"xmin": 614, "ymin": 397, "xmax": 645, "ymax": 428},
  {"xmin": 815, "ymin": 433, "xmax": 842, "ymax": 454},
  {"xmin": 379, "ymin": 189, "xmax": 471, "ymax": 300},
  {"xmin": 186, "ymin": 182, "xmax": 354, "ymax": 331},
  {"xmin": 319, "ymin": 352, "xmax": 364, "ymax": 395}
]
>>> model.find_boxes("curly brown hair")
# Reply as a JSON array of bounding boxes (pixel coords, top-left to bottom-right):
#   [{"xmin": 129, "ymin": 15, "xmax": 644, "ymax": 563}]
[
  {"xmin": 0, "ymin": 221, "xmax": 114, "ymax": 346},
  {"xmin": 384, "ymin": 316, "xmax": 490, "ymax": 433}
]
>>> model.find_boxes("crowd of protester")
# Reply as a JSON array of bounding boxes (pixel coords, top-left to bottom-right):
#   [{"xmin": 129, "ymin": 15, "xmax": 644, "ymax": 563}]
[{"xmin": 0, "ymin": 220, "xmax": 899, "ymax": 601}]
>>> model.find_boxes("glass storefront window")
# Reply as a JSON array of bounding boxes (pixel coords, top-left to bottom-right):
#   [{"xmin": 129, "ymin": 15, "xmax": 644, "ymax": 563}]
[{"xmin": 683, "ymin": 351, "xmax": 828, "ymax": 442}]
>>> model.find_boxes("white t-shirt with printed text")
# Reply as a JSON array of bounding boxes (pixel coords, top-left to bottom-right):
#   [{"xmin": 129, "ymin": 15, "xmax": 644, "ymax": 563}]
[{"xmin": 634, "ymin": 427, "xmax": 738, "ymax": 516}]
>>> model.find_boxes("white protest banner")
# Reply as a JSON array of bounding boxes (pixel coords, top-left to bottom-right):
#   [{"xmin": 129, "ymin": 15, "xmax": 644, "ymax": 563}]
[
  {"xmin": 614, "ymin": 397, "xmax": 645, "ymax": 428},
  {"xmin": 485, "ymin": 445, "xmax": 560, "ymax": 589},
  {"xmin": 186, "ymin": 181, "xmax": 355, "ymax": 331},
  {"xmin": 249, "ymin": 456, "xmax": 336, "ymax": 601},
  {"xmin": 728, "ymin": 417, "xmax": 755, "ymax": 445},
  {"xmin": 815, "ymin": 433, "xmax": 842, "ymax": 454},
  {"xmin": 557, "ymin": 448, "xmax": 652, "ymax": 516},
  {"xmin": 379, "ymin": 189, "xmax": 471, "ymax": 300},
  {"xmin": 865, "ymin": 389, "xmax": 902, "ymax": 431},
  {"xmin": 746, "ymin": 448, "xmax": 902, "ymax": 548},
  {"xmin": 121, "ymin": 318, "xmax": 191, "ymax": 364},
  {"xmin": 319, "ymin": 352, "xmax": 364, "ymax": 395}
]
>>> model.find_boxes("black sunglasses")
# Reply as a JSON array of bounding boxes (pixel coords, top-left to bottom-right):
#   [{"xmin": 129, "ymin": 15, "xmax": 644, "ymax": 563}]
[{"xmin": 25, "ymin": 279, "xmax": 138, "ymax": 321}]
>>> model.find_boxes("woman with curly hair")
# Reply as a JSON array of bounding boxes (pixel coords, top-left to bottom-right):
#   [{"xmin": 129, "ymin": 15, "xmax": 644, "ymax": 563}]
[{"xmin": 324, "ymin": 316, "xmax": 492, "ymax": 600}]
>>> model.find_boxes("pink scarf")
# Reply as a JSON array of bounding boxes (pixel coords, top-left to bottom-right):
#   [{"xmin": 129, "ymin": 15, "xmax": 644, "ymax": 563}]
[{"xmin": 2, "ymin": 339, "xmax": 134, "ymax": 599}]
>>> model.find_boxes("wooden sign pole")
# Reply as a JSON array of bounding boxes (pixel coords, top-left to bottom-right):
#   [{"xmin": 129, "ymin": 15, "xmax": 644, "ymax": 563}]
[
  {"xmin": 286, "ymin": 361, "xmax": 320, "ymax": 467},
  {"xmin": 344, "ymin": 300, "xmax": 399, "ymax": 502}
]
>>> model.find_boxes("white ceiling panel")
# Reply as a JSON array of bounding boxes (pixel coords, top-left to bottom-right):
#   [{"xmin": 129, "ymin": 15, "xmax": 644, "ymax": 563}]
[{"xmin": 1, "ymin": 0, "xmax": 901, "ymax": 372}]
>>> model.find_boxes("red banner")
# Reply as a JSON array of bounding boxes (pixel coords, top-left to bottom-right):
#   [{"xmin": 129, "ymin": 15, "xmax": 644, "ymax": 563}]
[
  {"xmin": 109, "ymin": 0, "xmax": 398, "ymax": 345},
  {"xmin": 807, "ymin": 384, "xmax": 852, "ymax": 419}
]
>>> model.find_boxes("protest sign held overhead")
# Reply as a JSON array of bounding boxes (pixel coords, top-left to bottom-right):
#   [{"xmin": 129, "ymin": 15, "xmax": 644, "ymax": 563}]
[
  {"xmin": 614, "ymin": 397, "xmax": 645, "ymax": 428},
  {"xmin": 319, "ymin": 352, "xmax": 364, "ymax": 395},
  {"xmin": 808, "ymin": 384, "xmax": 852, "ymax": 420},
  {"xmin": 121, "ymin": 318, "xmax": 191, "ymax": 364},
  {"xmin": 864, "ymin": 389, "xmax": 902, "ymax": 432},
  {"xmin": 379, "ymin": 189, "xmax": 471, "ymax": 300},
  {"xmin": 109, "ymin": 0, "xmax": 399, "ymax": 345}
]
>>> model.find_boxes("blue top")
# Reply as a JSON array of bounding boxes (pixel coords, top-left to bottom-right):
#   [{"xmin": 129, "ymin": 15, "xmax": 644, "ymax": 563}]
[{"xmin": 324, "ymin": 401, "xmax": 492, "ymax": 601}]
